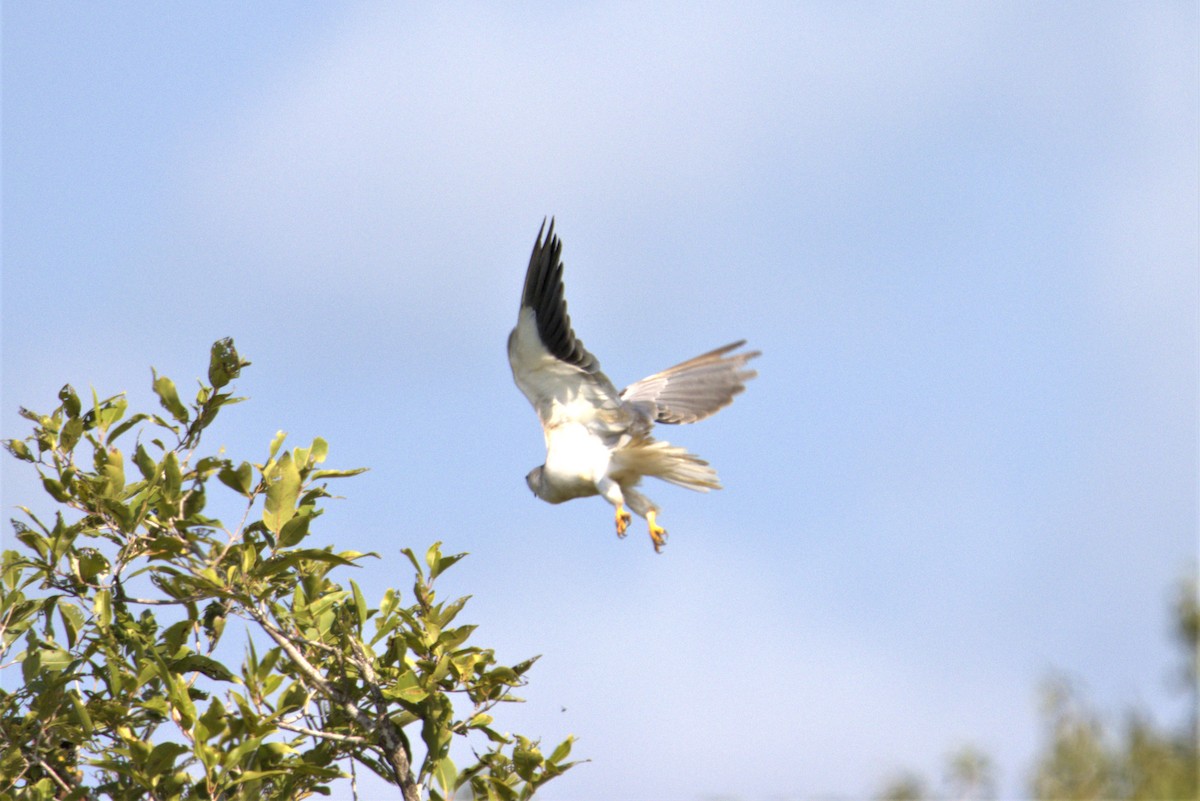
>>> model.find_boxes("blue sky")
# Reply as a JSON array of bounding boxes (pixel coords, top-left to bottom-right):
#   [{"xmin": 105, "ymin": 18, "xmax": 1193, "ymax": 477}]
[{"xmin": 2, "ymin": 3, "xmax": 1196, "ymax": 799}]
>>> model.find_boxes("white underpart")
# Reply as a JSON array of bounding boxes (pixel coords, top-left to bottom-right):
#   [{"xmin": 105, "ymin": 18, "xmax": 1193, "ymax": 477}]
[
  {"xmin": 509, "ymin": 309, "xmax": 630, "ymax": 507},
  {"xmin": 541, "ymin": 422, "xmax": 620, "ymax": 504}
]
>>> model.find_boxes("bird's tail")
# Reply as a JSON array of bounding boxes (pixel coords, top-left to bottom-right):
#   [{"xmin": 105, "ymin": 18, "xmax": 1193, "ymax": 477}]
[{"xmin": 613, "ymin": 437, "xmax": 722, "ymax": 492}]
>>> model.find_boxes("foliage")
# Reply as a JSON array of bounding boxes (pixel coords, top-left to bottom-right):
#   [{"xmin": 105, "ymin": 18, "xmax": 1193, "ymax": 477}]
[
  {"xmin": 876, "ymin": 771, "xmax": 928, "ymax": 801},
  {"xmin": 874, "ymin": 577, "xmax": 1198, "ymax": 801},
  {"xmin": 943, "ymin": 746, "xmax": 994, "ymax": 801},
  {"xmin": 876, "ymin": 747, "xmax": 992, "ymax": 801},
  {"xmin": 1028, "ymin": 676, "xmax": 1197, "ymax": 800},
  {"xmin": 1030, "ymin": 576, "xmax": 1198, "ymax": 800},
  {"xmin": 0, "ymin": 338, "xmax": 577, "ymax": 801}
]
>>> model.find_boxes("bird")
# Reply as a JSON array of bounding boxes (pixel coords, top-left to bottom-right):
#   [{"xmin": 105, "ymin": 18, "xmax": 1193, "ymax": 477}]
[{"xmin": 507, "ymin": 218, "xmax": 760, "ymax": 552}]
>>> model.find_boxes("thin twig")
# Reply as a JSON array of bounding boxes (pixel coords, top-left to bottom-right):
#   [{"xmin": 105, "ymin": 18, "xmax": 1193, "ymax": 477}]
[
  {"xmin": 122, "ymin": 596, "xmax": 195, "ymax": 606},
  {"xmin": 276, "ymin": 719, "xmax": 366, "ymax": 744},
  {"xmin": 34, "ymin": 756, "xmax": 73, "ymax": 795}
]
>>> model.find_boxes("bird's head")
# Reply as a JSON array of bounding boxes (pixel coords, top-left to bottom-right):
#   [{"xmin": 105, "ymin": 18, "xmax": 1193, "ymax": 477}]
[{"xmin": 525, "ymin": 466, "xmax": 546, "ymax": 498}]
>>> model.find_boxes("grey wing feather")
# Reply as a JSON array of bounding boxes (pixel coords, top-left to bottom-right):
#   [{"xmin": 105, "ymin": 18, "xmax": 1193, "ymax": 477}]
[
  {"xmin": 620, "ymin": 341, "xmax": 760, "ymax": 425},
  {"xmin": 520, "ymin": 218, "xmax": 600, "ymax": 373}
]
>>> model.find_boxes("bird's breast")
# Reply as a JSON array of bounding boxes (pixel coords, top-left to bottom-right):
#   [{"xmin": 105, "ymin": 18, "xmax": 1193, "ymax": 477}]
[{"xmin": 540, "ymin": 423, "xmax": 612, "ymax": 500}]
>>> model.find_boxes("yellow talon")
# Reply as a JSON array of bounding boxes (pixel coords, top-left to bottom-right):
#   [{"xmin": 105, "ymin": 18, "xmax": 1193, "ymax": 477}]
[
  {"xmin": 615, "ymin": 505, "xmax": 631, "ymax": 538},
  {"xmin": 647, "ymin": 510, "xmax": 668, "ymax": 553}
]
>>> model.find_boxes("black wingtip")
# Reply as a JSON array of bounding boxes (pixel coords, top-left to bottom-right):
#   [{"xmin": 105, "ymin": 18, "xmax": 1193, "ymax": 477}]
[
  {"xmin": 535, "ymin": 216, "xmax": 553, "ymax": 248},
  {"xmin": 519, "ymin": 218, "xmax": 599, "ymax": 373}
]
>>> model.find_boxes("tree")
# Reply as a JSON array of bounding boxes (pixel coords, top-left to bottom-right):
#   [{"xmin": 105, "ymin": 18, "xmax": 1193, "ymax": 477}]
[
  {"xmin": 943, "ymin": 746, "xmax": 994, "ymax": 801},
  {"xmin": 875, "ymin": 747, "xmax": 993, "ymax": 801},
  {"xmin": 0, "ymin": 338, "xmax": 577, "ymax": 800},
  {"xmin": 1030, "ymin": 576, "xmax": 1198, "ymax": 800},
  {"xmin": 873, "ymin": 576, "xmax": 1198, "ymax": 801},
  {"xmin": 876, "ymin": 771, "xmax": 929, "ymax": 801}
]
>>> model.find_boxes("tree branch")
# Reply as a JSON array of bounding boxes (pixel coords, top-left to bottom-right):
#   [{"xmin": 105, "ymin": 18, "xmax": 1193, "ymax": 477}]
[
  {"xmin": 248, "ymin": 605, "xmax": 420, "ymax": 801},
  {"xmin": 34, "ymin": 756, "xmax": 73, "ymax": 796},
  {"xmin": 276, "ymin": 719, "xmax": 366, "ymax": 744}
]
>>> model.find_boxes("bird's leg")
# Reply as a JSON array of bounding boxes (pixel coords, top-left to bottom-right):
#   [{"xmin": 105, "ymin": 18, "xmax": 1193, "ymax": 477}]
[
  {"xmin": 596, "ymin": 477, "xmax": 630, "ymax": 539},
  {"xmin": 615, "ymin": 505, "xmax": 632, "ymax": 538},
  {"xmin": 646, "ymin": 510, "xmax": 668, "ymax": 553}
]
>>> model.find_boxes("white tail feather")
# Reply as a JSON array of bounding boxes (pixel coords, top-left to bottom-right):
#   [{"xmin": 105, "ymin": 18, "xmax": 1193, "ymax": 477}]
[{"xmin": 613, "ymin": 438, "xmax": 721, "ymax": 492}]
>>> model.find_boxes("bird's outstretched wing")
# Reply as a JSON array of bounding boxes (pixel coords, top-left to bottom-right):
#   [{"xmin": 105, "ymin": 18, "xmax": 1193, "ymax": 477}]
[
  {"xmin": 620, "ymin": 341, "xmax": 761, "ymax": 424},
  {"xmin": 518, "ymin": 218, "xmax": 599, "ymax": 373},
  {"xmin": 508, "ymin": 219, "xmax": 623, "ymax": 429}
]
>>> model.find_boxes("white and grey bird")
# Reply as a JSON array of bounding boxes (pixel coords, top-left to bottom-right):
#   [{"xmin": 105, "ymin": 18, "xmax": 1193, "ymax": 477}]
[{"xmin": 507, "ymin": 219, "xmax": 760, "ymax": 552}]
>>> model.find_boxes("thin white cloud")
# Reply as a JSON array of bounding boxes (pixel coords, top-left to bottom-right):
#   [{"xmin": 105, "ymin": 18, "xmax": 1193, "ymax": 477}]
[{"xmin": 181, "ymin": 4, "xmax": 1002, "ymax": 298}]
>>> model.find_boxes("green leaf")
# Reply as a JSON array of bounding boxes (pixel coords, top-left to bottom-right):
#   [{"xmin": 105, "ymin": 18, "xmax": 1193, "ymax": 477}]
[
  {"xmin": 146, "ymin": 741, "xmax": 189, "ymax": 776},
  {"xmin": 202, "ymin": 601, "xmax": 227, "ymax": 645},
  {"xmin": 379, "ymin": 587, "xmax": 400, "ymax": 619},
  {"xmin": 485, "ymin": 666, "xmax": 521, "ymax": 686},
  {"xmin": 58, "ymin": 417, "xmax": 84, "ymax": 452},
  {"xmin": 102, "ymin": 448, "xmax": 126, "ymax": 497},
  {"xmin": 309, "ymin": 467, "xmax": 368, "ymax": 480},
  {"xmin": 182, "ymin": 482, "xmax": 207, "ymax": 518},
  {"xmin": 218, "ymin": 461, "xmax": 254, "ymax": 496},
  {"xmin": 4, "ymin": 438, "xmax": 33, "ymax": 462},
  {"xmin": 400, "ymin": 546, "xmax": 424, "ymax": 577},
  {"xmin": 291, "ymin": 442, "xmax": 312, "ymax": 469},
  {"xmin": 69, "ymin": 689, "xmax": 94, "ymax": 734},
  {"xmin": 171, "ymin": 654, "xmax": 235, "ymax": 682},
  {"xmin": 193, "ymin": 454, "xmax": 225, "ymax": 476},
  {"xmin": 513, "ymin": 743, "xmax": 541, "ymax": 782},
  {"xmin": 437, "ymin": 595, "xmax": 472, "ymax": 627},
  {"xmin": 228, "ymin": 769, "xmax": 293, "ymax": 786},
  {"xmin": 387, "ymin": 673, "xmax": 428, "ymax": 704},
  {"xmin": 134, "ymin": 444, "xmax": 157, "ymax": 479},
  {"xmin": 438, "ymin": 624, "xmax": 476, "ymax": 652},
  {"xmin": 425, "ymin": 541, "xmax": 444, "ymax": 574},
  {"xmin": 165, "ymin": 674, "xmax": 197, "ymax": 729},
  {"xmin": 198, "ymin": 697, "xmax": 228, "ymax": 741},
  {"xmin": 58, "ymin": 384, "xmax": 82, "ymax": 418},
  {"xmin": 21, "ymin": 646, "xmax": 42, "ymax": 684},
  {"xmin": 268, "ymin": 430, "xmax": 287, "ymax": 461},
  {"xmin": 77, "ymin": 549, "xmax": 110, "ymax": 583},
  {"xmin": 305, "ymin": 589, "xmax": 349, "ymax": 623},
  {"xmin": 434, "ymin": 755, "xmax": 458, "ymax": 797},
  {"xmin": 59, "ymin": 602, "xmax": 85, "ymax": 648},
  {"xmin": 108, "ymin": 411, "xmax": 148, "ymax": 443},
  {"xmin": 276, "ymin": 681, "xmax": 307, "ymax": 715},
  {"xmin": 37, "ymin": 642, "xmax": 72, "ymax": 674},
  {"xmin": 224, "ymin": 734, "xmax": 266, "ymax": 768},
  {"xmin": 431, "ymin": 551, "xmax": 468, "ymax": 581},
  {"xmin": 478, "ymin": 725, "xmax": 510, "ymax": 745},
  {"xmin": 547, "ymin": 736, "xmax": 575, "ymax": 764},
  {"xmin": 14, "ymin": 520, "xmax": 51, "ymax": 560},
  {"xmin": 96, "ymin": 395, "xmax": 129, "ymax": 434},
  {"xmin": 277, "ymin": 511, "xmax": 310, "ymax": 547},
  {"xmin": 262, "ymin": 741, "xmax": 297, "ymax": 758},
  {"xmin": 162, "ymin": 451, "xmax": 183, "ymax": 499},
  {"xmin": 94, "ymin": 588, "xmax": 112, "ymax": 629},
  {"xmin": 511, "ymin": 656, "xmax": 540, "ymax": 677},
  {"xmin": 42, "ymin": 477, "xmax": 70, "ymax": 503},
  {"xmin": 350, "ymin": 578, "xmax": 369, "ymax": 627},
  {"xmin": 207, "ymin": 337, "xmax": 246, "ymax": 389},
  {"xmin": 152, "ymin": 371, "xmax": 190, "ymax": 424}
]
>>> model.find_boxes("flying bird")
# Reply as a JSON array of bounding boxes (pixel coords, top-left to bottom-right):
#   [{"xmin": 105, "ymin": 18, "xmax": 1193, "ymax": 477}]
[{"xmin": 507, "ymin": 219, "xmax": 759, "ymax": 552}]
